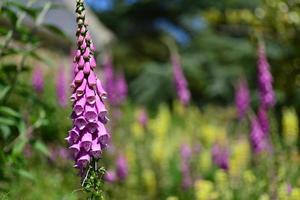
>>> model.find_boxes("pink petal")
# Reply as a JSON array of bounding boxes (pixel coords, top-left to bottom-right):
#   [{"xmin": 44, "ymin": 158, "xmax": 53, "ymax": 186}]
[
  {"xmin": 90, "ymin": 57, "xmax": 96, "ymax": 68},
  {"xmin": 88, "ymin": 71, "xmax": 96, "ymax": 87},
  {"xmin": 74, "ymin": 96, "xmax": 86, "ymax": 115},
  {"xmin": 84, "ymin": 104, "xmax": 97, "ymax": 122},
  {"xmin": 78, "ymin": 56, "xmax": 85, "ymax": 69},
  {"xmin": 74, "ymin": 70, "xmax": 84, "ymax": 84},
  {"xmin": 85, "ymin": 86, "xmax": 95, "ymax": 104},
  {"xmin": 83, "ymin": 61, "xmax": 91, "ymax": 74},
  {"xmin": 76, "ymin": 79, "xmax": 87, "ymax": 97},
  {"xmin": 75, "ymin": 116, "xmax": 87, "ymax": 130}
]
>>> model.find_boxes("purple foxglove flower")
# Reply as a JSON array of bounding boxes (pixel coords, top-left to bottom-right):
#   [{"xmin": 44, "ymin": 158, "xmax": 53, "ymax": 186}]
[
  {"xmin": 103, "ymin": 54, "xmax": 116, "ymax": 103},
  {"xmin": 258, "ymin": 105, "xmax": 269, "ymax": 136},
  {"xmin": 32, "ymin": 66, "xmax": 44, "ymax": 93},
  {"xmin": 250, "ymin": 117, "xmax": 268, "ymax": 153},
  {"xmin": 235, "ymin": 78, "xmax": 250, "ymax": 120},
  {"xmin": 180, "ymin": 144, "xmax": 193, "ymax": 189},
  {"xmin": 56, "ymin": 66, "xmax": 68, "ymax": 107},
  {"xmin": 257, "ymin": 42, "xmax": 275, "ymax": 108},
  {"xmin": 171, "ymin": 54, "xmax": 191, "ymax": 106},
  {"xmin": 104, "ymin": 170, "xmax": 117, "ymax": 183},
  {"xmin": 66, "ymin": 0, "xmax": 110, "ymax": 175},
  {"xmin": 115, "ymin": 71, "xmax": 128, "ymax": 104},
  {"xmin": 138, "ymin": 108, "xmax": 148, "ymax": 128},
  {"xmin": 211, "ymin": 143, "xmax": 229, "ymax": 171},
  {"xmin": 103, "ymin": 55, "xmax": 127, "ymax": 106},
  {"xmin": 116, "ymin": 154, "xmax": 128, "ymax": 181}
]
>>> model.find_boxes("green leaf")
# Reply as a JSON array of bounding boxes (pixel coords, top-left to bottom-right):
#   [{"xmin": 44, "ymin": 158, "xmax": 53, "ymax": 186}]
[
  {"xmin": 6, "ymin": 1, "xmax": 40, "ymax": 19},
  {"xmin": 2, "ymin": 6, "xmax": 18, "ymax": 26},
  {"xmin": 0, "ymin": 125, "xmax": 11, "ymax": 139},
  {"xmin": 35, "ymin": 2, "xmax": 52, "ymax": 26},
  {"xmin": 11, "ymin": 121, "xmax": 27, "ymax": 156},
  {"xmin": 0, "ymin": 86, "xmax": 11, "ymax": 101},
  {"xmin": 33, "ymin": 140, "xmax": 49, "ymax": 156},
  {"xmin": 0, "ymin": 117, "xmax": 17, "ymax": 126},
  {"xmin": 0, "ymin": 106, "xmax": 21, "ymax": 118},
  {"xmin": 17, "ymin": 169, "xmax": 34, "ymax": 181}
]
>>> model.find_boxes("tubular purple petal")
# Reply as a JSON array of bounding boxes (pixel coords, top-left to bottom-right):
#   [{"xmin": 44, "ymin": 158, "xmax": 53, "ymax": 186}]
[
  {"xmin": 85, "ymin": 86, "xmax": 96, "ymax": 104},
  {"xmin": 75, "ymin": 70, "xmax": 84, "ymax": 84},
  {"xmin": 84, "ymin": 104, "xmax": 98, "ymax": 122},
  {"xmin": 75, "ymin": 116, "xmax": 87, "ymax": 130},
  {"xmin": 78, "ymin": 56, "xmax": 85, "ymax": 69},
  {"xmin": 81, "ymin": 132, "xmax": 92, "ymax": 151},
  {"xmin": 76, "ymin": 79, "xmax": 87, "ymax": 97},
  {"xmin": 87, "ymin": 71, "xmax": 97, "ymax": 87},
  {"xmin": 83, "ymin": 61, "xmax": 91, "ymax": 74}
]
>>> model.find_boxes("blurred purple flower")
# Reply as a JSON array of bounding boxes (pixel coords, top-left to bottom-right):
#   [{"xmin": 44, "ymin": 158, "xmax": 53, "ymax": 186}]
[
  {"xmin": 103, "ymin": 55, "xmax": 127, "ymax": 106},
  {"xmin": 258, "ymin": 106, "xmax": 269, "ymax": 136},
  {"xmin": 32, "ymin": 66, "xmax": 44, "ymax": 93},
  {"xmin": 56, "ymin": 66, "xmax": 68, "ymax": 107},
  {"xmin": 257, "ymin": 42, "xmax": 275, "ymax": 108},
  {"xmin": 235, "ymin": 78, "xmax": 250, "ymax": 120},
  {"xmin": 138, "ymin": 108, "xmax": 148, "ymax": 128},
  {"xmin": 212, "ymin": 143, "xmax": 229, "ymax": 171},
  {"xmin": 66, "ymin": 0, "xmax": 110, "ymax": 175},
  {"xmin": 115, "ymin": 71, "xmax": 128, "ymax": 104},
  {"xmin": 287, "ymin": 183, "xmax": 292, "ymax": 195},
  {"xmin": 171, "ymin": 54, "xmax": 190, "ymax": 106},
  {"xmin": 250, "ymin": 117, "xmax": 268, "ymax": 154},
  {"xmin": 104, "ymin": 170, "xmax": 117, "ymax": 183},
  {"xmin": 116, "ymin": 154, "xmax": 128, "ymax": 181},
  {"xmin": 180, "ymin": 144, "xmax": 193, "ymax": 189}
]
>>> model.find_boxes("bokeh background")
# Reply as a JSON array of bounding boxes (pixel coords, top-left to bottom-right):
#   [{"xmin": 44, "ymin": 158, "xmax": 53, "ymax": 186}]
[{"xmin": 0, "ymin": 0, "xmax": 300, "ymax": 199}]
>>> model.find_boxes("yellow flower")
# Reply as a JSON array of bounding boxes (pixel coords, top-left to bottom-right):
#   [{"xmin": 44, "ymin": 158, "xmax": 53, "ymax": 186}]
[
  {"xmin": 278, "ymin": 183, "xmax": 290, "ymax": 200},
  {"xmin": 149, "ymin": 104, "xmax": 171, "ymax": 139},
  {"xmin": 166, "ymin": 196, "xmax": 178, "ymax": 200},
  {"xmin": 151, "ymin": 141, "xmax": 166, "ymax": 165},
  {"xmin": 126, "ymin": 144, "xmax": 137, "ymax": 169},
  {"xmin": 282, "ymin": 108, "xmax": 299, "ymax": 146},
  {"xmin": 259, "ymin": 194, "xmax": 270, "ymax": 200},
  {"xmin": 243, "ymin": 170, "xmax": 256, "ymax": 184},
  {"xmin": 195, "ymin": 180, "xmax": 218, "ymax": 200},
  {"xmin": 200, "ymin": 124, "xmax": 219, "ymax": 147},
  {"xmin": 215, "ymin": 169, "xmax": 228, "ymax": 187},
  {"xmin": 229, "ymin": 139, "xmax": 250, "ymax": 176},
  {"xmin": 291, "ymin": 188, "xmax": 300, "ymax": 200},
  {"xmin": 131, "ymin": 121, "xmax": 144, "ymax": 140},
  {"xmin": 143, "ymin": 169, "xmax": 156, "ymax": 196},
  {"xmin": 198, "ymin": 150, "xmax": 212, "ymax": 174}
]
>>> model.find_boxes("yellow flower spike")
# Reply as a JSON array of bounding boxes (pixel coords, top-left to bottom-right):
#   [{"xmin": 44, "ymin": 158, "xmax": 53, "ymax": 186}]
[
  {"xmin": 243, "ymin": 170, "xmax": 256, "ymax": 184},
  {"xmin": 229, "ymin": 140, "xmax": 250, "ymax": 176},
  {"xmin": 259, "ymin": 194, "xmax": 270, "ymax": 200},
  {"xmin": 282, "ymin": 107, "xmax": 299, "ymax": 146},
  {"xmin": 200, "ymin": 124, "xmax": 218, "ymax": 147},
  {"xmin": 195, "ymin": 180, "xmax": 218, "ymax": 200},
  {"xmin": 126, "ymin": 144, "xmax": 137, "ymax": 170},
  {"xmin": 215, "ymin": 169, "xmax": 228, "ymax": 187},
  {"xmin": 150, "ymin": 104, "xmax": 171, "ymax": 139},
  {"xmin": 278, "ymin": 183, "xmax": 290, "ymax": 200},
  {"xmin": 151, "ymin": 141, "xmax": 167, "ymax": 167},
  {"xmin": 131, "ymin": 122, "xmax": 144, "ymax": 140},
  {"xmin": 166, "ymin": 196, "xmax": 179, "ymax": 200},
  {"xmin": 198, "ymin": 150, "xmax": 212, "ymax": 174},
  {"xmin": 143, "ymin": 169, "xmax": 157, "ymax": 196},
  {"xmin": 291, "ymin": 188, "xmax": 300, "ymax": 200}
]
